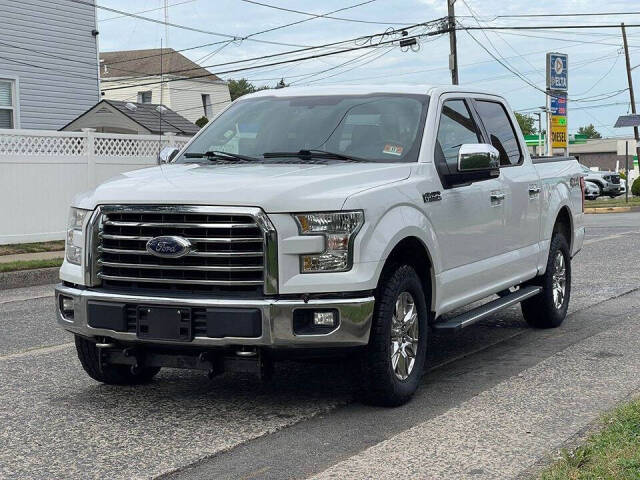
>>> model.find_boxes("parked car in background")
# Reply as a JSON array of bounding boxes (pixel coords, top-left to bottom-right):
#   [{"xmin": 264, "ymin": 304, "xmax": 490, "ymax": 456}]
[
  {"xmin": 56, "ymin": 85, "xmax": 585, "ymax": 406},
  {"xmin": 579, "ymin": 164, "xmax": 622, "ymax": 198},
  {"xmin": 584, "ymin": 181, "xmax": 600, "ymax": 200}
]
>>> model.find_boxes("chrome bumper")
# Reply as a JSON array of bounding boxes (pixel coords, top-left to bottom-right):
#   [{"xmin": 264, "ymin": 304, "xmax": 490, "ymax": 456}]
[{"xmin": 55, "ymin": 284, "xmax": 374, "ymax": 348}]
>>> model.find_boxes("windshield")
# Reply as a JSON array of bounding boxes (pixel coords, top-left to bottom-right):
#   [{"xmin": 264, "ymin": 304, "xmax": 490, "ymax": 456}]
[{"xmin": 176, "ymin": 94, "xmax": 429, "ymax": 164}]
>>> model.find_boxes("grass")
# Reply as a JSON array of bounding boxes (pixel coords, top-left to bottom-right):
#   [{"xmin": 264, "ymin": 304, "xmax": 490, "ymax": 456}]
[
  {"xmin": 0, "ymin": 240, "xmax": 65, "ymax": 256},
  {"xmin": 0, "ymin": 258, "xmax": 63, "ymax": 273},
  {"xmin": 540, "ymin": 398, "xmax": 640, "ymax": 480},
  {"xmin": 585, "ymin": 197, "xmax": 640, "ymax": 208}
]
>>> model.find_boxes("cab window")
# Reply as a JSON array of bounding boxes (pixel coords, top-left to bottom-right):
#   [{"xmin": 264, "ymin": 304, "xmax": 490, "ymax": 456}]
[
  {"xmin": 474, "ymin": 100, "xmax": 522, "ymax": 166},
  {"xmin": 435, "ymin": 99, "xmax": 481, "ymax": 175}
]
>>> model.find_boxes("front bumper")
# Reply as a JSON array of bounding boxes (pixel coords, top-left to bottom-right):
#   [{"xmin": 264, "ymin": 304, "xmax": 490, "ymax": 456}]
[{"xmin": 55, "ymin": 284, "xmax": 375, "ymax": 348}]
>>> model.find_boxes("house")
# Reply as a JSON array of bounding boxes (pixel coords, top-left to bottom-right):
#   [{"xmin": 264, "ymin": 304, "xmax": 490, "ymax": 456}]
[
  {"xmin": 99, "ymin": 48, "xmax": 231, "ymax": 124},
  {"xmin": 0, "ymin": 0, "xmax": 100, "ymax": 129},
  {"xmin": 569, "ymin": 138, "xmax": 631, "ymax": 172},
  {"xmin": 61, "ymin": 100, "xmax": 200, "ymax": 136}
]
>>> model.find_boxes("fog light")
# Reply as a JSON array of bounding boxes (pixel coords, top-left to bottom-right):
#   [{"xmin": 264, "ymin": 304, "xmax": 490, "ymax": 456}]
[
  {"xmin": 293, "ymin": 309, "xmax": 340, "ymax": 335},
  {"xmin": 60, "ymin": 295, "xmax": 74, "ymax": 320},
  {"xmin": 313, "ymin": 311, "xmax": 336, "ymax": 327}
]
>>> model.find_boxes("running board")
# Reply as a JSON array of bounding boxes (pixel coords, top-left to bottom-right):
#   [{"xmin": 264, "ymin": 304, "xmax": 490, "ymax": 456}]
[{"xmin": 432, "ymin": 285, "xmax": 542, "ymax": 332}]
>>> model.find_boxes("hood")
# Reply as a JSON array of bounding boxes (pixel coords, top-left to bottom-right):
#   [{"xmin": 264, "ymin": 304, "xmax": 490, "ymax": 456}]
[{"xmin": 73, "ymin": 162, "xmax": 412, "ymax": 212}]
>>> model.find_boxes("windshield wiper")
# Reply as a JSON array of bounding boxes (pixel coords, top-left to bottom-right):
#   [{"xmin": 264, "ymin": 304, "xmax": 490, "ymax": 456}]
[
  {"xmin": 183, "ymin": 150, "xmax": 261, "ymax": 162},
  {"xmin": 262, "ymin": 149, "xmax": 369, "ymax": 162}
]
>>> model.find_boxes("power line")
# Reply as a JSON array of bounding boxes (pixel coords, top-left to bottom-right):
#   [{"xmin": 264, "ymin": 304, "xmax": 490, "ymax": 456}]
[
  {"xmin": 457, "ymin": 23, "xmax": 640, "ymax": 31},
  {"xmin": 69, "ymin": 0, "xmax": 312, "ymax": 48},
  {"xmin": 193, "ymin": 0, "xmax": 378, "ymax": 65},
  {"xmin": 101, "ymin": 28, "xmax": 441, "ymax": 92},
  {"xmin": 459, "ymin": 11, "xmax": 640, "ymax": 20},
  {"xmin": 101, "ymin": 21, "xmax": 439, "ymax": 84},
  {"xmin": 98, "ymin": 0, "xmax": 197, "ymax": 22},
  {"xmin": 239, "ymin": 0, "xmax": 414, "ymax": 26}
]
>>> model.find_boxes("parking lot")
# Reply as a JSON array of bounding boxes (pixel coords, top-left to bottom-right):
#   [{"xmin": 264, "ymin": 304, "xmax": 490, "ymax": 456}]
[{"xmin": 2, "ymin": 212, "xmax": 640, "ymax": 480}]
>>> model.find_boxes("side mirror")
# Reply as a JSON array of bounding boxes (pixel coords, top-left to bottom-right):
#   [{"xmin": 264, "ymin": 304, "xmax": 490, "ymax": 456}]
[
  {"xmin": 158, "ymin": 146, "xmax": 179, "ymax": 164},
  {"xmin": 458, "ymin": 143, "xmax": 500, "ymax": 172}
]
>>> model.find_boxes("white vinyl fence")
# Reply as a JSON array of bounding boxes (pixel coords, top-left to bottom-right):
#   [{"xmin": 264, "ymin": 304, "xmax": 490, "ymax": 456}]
[{"xmin": 0, "ymin": 129, "xmax": 190, "ymax": 245}]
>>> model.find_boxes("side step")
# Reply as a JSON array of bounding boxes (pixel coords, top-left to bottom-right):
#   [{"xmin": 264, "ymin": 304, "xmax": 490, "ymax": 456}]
[{"xmin": 432, "ymin": 285, "xmax": 542, "ymax": 332}]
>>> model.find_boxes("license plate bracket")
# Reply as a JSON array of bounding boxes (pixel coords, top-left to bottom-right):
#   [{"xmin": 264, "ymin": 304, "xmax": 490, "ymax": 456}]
[{"xmin": 137, "ymin": 306, "xmax": 192, "ymax": 341}]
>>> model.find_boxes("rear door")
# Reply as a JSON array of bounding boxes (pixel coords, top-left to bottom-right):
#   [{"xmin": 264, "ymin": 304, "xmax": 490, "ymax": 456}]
[{"xmin": 471, "ymin": 98, "xmax": 541, "ymax": 282}]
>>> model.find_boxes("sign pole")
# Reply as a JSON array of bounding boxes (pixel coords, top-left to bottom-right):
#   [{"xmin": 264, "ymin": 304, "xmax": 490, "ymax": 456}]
[
  {"xmin": 626, "ymin": 140, "xmax": 629, "ymax": 204},
  {"xmin": 546, "ymin": 93, "xmax": 552, "ymax": 156}
]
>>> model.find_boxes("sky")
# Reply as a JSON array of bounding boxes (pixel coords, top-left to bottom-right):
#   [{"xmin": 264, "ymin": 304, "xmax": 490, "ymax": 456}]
[{"xmin": 96, "ymin": 0, "xmax": 640, "ymax": 138}]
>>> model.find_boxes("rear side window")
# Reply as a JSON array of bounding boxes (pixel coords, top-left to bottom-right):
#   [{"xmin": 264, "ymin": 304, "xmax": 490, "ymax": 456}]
[
  {"xmin": 474, "ymin": 100, "xmax": 522, "ymax": 166},
  {"xmin": 435, "ymin": 99, "xmax": 481, "ymax": 175}
]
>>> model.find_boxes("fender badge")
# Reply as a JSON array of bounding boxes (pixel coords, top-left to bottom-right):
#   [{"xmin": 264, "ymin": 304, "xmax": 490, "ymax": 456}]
[{"xmin": 422, "ymin": 191, "xmax": 442, "ymax": 203}]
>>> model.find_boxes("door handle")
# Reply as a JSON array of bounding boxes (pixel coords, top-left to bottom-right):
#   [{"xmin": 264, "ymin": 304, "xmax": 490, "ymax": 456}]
[
  {"xmin": 528, "ymin": 184, "xmax": 541, "ymax": 195},
  {"xmin": 490, "ymin": 192, "xmax": 505, "ymax": 201}
]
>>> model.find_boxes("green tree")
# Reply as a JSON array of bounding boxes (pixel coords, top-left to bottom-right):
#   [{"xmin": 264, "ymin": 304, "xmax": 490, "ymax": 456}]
[
  {"xmin": 275, "ymin": 78, "xmax": 288, "ymax": 89},
  {"xmin": 577, "ymin": 124, "xmax": 602, "ymax": 139},
  {"xmin": 514, "ymin": 112, "xmax": 537, "ymax": 136},
  {"xmin": 195, "ymin": 116, "xmax": 209, "ymax": 128},
  {"xmin": 227, "ymin": 78, "xmax": 269, "ymax": 101}
]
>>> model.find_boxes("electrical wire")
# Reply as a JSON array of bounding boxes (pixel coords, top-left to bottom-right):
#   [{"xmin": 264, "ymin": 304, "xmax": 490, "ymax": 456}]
[
  {"xmin": 101, "ymin": 29, "xmax": 437, "ymax": 92},
  {"xmin": 99, "ymin": 0, "xmax": 197, "ymax": 22},
  {"xmin": 239, "ymin": 0, "xmax": 415, "ymax": 26}
]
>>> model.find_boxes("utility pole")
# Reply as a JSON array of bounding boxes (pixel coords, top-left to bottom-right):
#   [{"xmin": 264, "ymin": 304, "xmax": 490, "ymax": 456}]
[
  {"xmin": 448, "ymin": 0, "xmax": 458, "ymax": 85},
  {"xmin": 622, "ymin": 22, "xmax": 640, "ymax": 169}
]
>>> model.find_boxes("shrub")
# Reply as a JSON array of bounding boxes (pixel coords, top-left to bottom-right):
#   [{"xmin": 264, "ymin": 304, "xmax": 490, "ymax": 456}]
[
  {"xmin": 195, "ymin": 116, "xmax": 209, "ymax": 128},
  {"xmin": 632, "ymin": 177, "xmax": 640, "ymax": 196},
  {"xmin": 619, "ymin": 171, "xmax": 627, "ymax": 180}
]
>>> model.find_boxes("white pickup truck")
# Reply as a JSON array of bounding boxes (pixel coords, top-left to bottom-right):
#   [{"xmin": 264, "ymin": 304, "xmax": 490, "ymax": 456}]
[{"xmin": 56, "ymin": 85, "xmax": 585, "ymax": 406}]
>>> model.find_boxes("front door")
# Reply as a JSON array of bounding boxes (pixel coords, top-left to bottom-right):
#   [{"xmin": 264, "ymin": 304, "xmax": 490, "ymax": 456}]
[{"xmin": 422, "ymin": 97, "xmax": 505, "ymax": 313}]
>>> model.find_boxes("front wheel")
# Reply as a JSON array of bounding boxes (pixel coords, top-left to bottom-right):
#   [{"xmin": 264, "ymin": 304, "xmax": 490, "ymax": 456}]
[
  {"xmin": 359, "ymin": 264, "xmax": 428, "ymax": 407},
  {"xmin": 521, "ymin": 233, "xmax": 571, "ymax": 328}
]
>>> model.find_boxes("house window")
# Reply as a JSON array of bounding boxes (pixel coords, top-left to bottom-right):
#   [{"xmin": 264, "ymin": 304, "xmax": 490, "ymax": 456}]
[
  {"xmin": 202, "ymin": 94, "xmax": 212, "ymax": 118},
  {"xmin": 138, "ymin": 91, "xmax": 152, "ymax": 104},
  {"xmin": 0, "ymin": 80, "xmax": 16, "ymax": 129}
]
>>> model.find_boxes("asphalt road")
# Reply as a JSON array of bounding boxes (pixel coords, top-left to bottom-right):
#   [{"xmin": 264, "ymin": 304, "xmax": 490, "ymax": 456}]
[{"xmin": 1, "ymin": 212, "xmax": 639, "ymax": 480}]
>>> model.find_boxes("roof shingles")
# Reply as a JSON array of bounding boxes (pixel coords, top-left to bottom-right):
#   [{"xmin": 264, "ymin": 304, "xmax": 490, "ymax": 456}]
[
  {"xmin": 105, "ymin": 100, "xmax": 200, "ymax": 135},
  {"xmin": 100, "ymin": 48, "xmax": 221, "ymax": 82}
]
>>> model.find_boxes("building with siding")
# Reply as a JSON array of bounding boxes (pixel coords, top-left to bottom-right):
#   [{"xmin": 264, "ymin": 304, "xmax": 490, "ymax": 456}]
[
  {"xmin": 0, "ymin": 0, "xmax": 99, "ymax": 130},
  {"xmin": 100, "ymin": 48, "xmax": 231, "ymax": 124}
]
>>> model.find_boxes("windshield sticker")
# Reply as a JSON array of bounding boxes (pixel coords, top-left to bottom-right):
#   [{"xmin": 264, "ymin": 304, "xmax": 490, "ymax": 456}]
[{"xmin": 383, "ymin": 144, "xmax": 403, "ymax": 156}]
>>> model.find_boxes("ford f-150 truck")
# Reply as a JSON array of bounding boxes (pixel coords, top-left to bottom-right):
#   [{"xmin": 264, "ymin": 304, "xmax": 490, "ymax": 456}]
[{"xmin": 56, "ymin": 85, "xmax": 585, "ymax": 406}]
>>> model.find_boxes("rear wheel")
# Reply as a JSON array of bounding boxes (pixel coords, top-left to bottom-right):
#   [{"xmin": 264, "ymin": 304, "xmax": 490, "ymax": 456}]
[
  {"xmin": 75, "ymin": 336, "xmax": 160, "ymax": 385},
  {"xmin": 360, "ymin": 264, "xmax": 428, "ymax": 407},
  {"xmin": 521, "ymin": 233, "xmax": 571, "ymax": 328}
]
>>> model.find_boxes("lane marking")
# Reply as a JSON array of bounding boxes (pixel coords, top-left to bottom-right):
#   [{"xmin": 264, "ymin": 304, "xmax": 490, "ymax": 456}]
[
  {"xmin": 583, "ymin": 231, "xmax": 635, "ymax": 245},
  {"xmin": 0, "ymin": 343, "xmax": 73, "ymax": 362}
]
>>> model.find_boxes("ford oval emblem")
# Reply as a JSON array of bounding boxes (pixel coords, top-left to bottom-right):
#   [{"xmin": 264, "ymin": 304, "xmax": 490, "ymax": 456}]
[{"xmin": 146, "ymin": 236, "xmax": 192, "ymax": 258}]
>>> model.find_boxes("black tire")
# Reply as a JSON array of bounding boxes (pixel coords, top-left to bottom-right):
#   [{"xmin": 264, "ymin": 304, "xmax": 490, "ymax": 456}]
[
  {"xmin": 74, "ymin": 336, "xmax": 160, "ymax": 385},
  {"xmin": 521, "ymin": 233, "xmax": 571, "ymax": 328},
  {"xmin": 360, "ymin": 264, "xmax": 428, "ymax": 407},
  {"xmin": 596, "ymin": 184, "xmax": 603, "ymax": 196}
]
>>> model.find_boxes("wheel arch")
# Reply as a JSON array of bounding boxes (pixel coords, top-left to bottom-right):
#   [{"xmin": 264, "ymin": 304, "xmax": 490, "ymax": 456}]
[
  {"xmin": 552, "ymin": 205, "xmax": 573, "ymax": 252},
  {"xmin": 377, "ymin": 235, "xmax": 436, "ymax": 316}
]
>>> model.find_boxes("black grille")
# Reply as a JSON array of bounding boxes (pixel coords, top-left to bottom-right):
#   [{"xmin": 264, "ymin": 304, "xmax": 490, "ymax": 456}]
[
  {"xmin": 96, "ymin": 207, "xmax": 265, "ymax": 295},
  {"xmin": 611, "ymin": 175, "xmax": 620, "ymax": 185}
]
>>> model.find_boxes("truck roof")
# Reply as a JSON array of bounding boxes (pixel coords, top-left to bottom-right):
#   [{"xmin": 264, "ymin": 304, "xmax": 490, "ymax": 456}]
[{"xmin": 243, "ymin": 84, "xmax": 502, "ymax": 99}]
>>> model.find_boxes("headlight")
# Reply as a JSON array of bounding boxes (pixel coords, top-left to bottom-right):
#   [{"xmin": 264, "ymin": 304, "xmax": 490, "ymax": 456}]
[
  {"xmin": 294, "ymin": 211, "xmax": 364, "ymax": 273},
  {"xmin": 66, "ymin": 208, "xmax": 89, "ymax": 265}
]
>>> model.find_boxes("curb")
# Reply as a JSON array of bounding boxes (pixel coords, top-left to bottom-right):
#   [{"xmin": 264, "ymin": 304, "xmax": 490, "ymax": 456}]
[
  {"xmin": 584, "ymin": 206, "xmax": 632, "ymax": 214},
  {"xmin": 0, "ymin": 267, "xmax": 60, "ymax": 290}
]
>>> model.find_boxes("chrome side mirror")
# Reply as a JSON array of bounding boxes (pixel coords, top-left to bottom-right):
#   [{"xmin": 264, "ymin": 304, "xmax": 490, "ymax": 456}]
[
  {"xmin": 158, "ymin": 146, "xmax": 179, "ymax": 164},
  {"xmin": 458, "ymin": 143, "xmax": 500, "ymax": 172}
]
